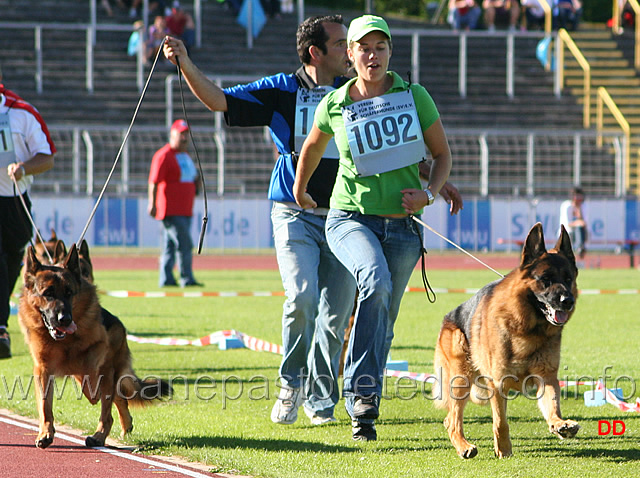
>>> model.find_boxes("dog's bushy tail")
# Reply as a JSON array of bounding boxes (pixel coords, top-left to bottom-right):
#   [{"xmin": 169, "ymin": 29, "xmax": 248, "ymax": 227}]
[
  {"xmin": 433, "ymin": 321, "xmax": 478, "ymax": 408},
  {"xmin": 118, "ymin": 373, "xmax": 173, "ymax": 407}
]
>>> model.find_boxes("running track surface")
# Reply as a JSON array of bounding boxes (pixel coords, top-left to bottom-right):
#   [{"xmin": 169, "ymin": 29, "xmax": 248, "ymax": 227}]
[
  {"xmin": 0, "ymin": 410, "xmax": 241, "ymax": 478},
  {"xmin": 2, "ymin": 252, "xmax": 634, "ymax": 477}
]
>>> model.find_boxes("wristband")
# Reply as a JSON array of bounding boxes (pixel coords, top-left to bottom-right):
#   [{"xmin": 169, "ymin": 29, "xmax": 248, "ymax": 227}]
[
  {"xmin": 423, "ymin": 188, "xmax": 435, "ymax": 206},
  {"xmin": 19, "ymin": 165, "xmax": 26, "ymax": 177}
]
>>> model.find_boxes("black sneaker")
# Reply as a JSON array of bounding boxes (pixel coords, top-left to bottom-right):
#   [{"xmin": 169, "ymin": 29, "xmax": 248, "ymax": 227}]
[
  {"xmin": 182, "ymin": 281, "xmax": 204, "ymax": 287},
  {"xmin": 352, "ymin": 395, "xmax": 380, "ymax": 419},
  {"xmin": 352, "ymin": 420, "xmax": 377, "ymax": 441},
  {"xmin": 0, "ymin": 329, "xmax": 11, "ymax": 359}
]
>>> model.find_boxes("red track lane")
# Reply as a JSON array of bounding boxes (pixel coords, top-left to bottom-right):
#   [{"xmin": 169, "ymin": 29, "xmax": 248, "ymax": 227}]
[{"xmin": 0, "ymin": 411, "xmax": 234, "ymax": 478}]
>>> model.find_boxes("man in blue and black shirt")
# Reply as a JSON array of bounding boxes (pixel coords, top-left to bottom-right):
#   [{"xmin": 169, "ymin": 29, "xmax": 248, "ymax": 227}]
[{"xmin": 164, "ymin": 15, "xmax": 356, "ymax": 427}]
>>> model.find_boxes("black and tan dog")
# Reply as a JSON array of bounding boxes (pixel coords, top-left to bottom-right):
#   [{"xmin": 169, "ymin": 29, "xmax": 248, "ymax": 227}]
[
  {"xmin": 434, "ymin": 222, "xmax": 580, "ymax": 458},
  {"xmin": 18, "ymin": 244, "xmax": 172, "ymax": 448},
  {"xmin": 34, "ymin": 229, "xmax": 94, "ymax": 283},
  {"xmin": 33, "ymin": 229, "xmax": 66, "ymax": 265}
]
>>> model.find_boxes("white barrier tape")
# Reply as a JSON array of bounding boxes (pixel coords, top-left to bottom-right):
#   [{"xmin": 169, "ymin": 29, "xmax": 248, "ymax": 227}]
[
  {"xmin": 108, "ymin": 288, "xmax": 640, "ymax": 298},
  {"xmin": 127, "ymin": 329, "xmax": 283, "ymax": 355},
  {"xmin": 596, "ymin": 381, "xmax": 640, "ymax": 413}
]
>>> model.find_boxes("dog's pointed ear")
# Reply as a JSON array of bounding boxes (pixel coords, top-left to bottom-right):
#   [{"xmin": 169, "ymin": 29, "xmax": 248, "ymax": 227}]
[
  {"xmin": 24, "ymin": 246, "xmax": 41, "ymax": 287},
  {"xmin": 556, "ymin": 225, "xmax": 577, "ymax": 271},
  {"xmin": 79, "ymin": 239, "xmax": 91, "ymax": 264},
  {"xmin": 63, "ymin": 244, "xmax": 82, "ymax": 282},
  {"xmin": 521, "ymin": 222, "xmax": 546, "ymax": 268},
  {"xmin": 49, "ymin": 228, "xmax": 57, "ymax": 242},
  {"xmin": 53, "ymin": 240, "xmax": 67, "ymax": 263},
  {"xmin": 25, "ymin": 246, "xmax": 42, "ymax": 273}
]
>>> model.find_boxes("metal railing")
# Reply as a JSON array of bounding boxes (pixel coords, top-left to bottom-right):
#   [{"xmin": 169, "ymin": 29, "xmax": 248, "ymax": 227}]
[
  {"xmin": 596, "ymin": 86, "xmax": 630, "ymax": 195},
  {"xmin": 0, "ymin": 21, "xmax": 136, "ymax": 94},
  {"xmin": 389, "ymin": 28, "xmax": 549, "ymax": 99},
  {"xmin": 555, "ymin": 28, "xmax": 591, "ymax": 128},
  {"xmin": 35, "ymin": 125, "xmax": 626, "ymax": 199}
]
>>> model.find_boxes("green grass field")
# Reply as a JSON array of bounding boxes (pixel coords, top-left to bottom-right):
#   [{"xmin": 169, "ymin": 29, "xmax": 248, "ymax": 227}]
[{"xmin": 1, "ymin": 267, "xmax": 639, "ymax": 477}]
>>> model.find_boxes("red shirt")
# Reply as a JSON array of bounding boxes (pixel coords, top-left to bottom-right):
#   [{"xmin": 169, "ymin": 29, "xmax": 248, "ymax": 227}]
[{"xmin": 148, "ymin": 143, "xmax": 196, "ymax": 220}]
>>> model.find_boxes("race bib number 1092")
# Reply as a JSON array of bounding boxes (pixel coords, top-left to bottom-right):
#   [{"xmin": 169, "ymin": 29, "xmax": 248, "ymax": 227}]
[{"xmin": 342, "ymin": 91, "xmax": 426, "ymax": 177}]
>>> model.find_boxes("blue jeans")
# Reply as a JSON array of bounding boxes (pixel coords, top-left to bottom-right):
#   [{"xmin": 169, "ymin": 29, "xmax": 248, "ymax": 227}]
[
  {"xmin": 325, "ymin": 210, "xmax": 422, "ymax": 418},
  {"xmin": 454, "ymin": 6, "xmax": 481, "ymax": 30},
  {"xmin": 271, "ymin": 202, "xmax": 356, "ymax": 417},
  {"xmin": 159, "ymin": 216, "xmax": 196, "ymax": 287}
]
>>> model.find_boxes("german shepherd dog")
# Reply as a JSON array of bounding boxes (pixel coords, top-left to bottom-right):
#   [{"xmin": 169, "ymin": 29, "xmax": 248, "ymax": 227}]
[
  {"xmin": 434, "ymin": 223, "xmax": 580, "ymax": 458},
  {"xmin": 34, "ymin": 229, "xmax": 94, "ymax": 283},
  {"xmin": 18, "ymin": 244, "xmax": 172, "ymax": 448},
  {"xmin": 33, "ymin": 229, "xmax": 66, "ymax": 265}
]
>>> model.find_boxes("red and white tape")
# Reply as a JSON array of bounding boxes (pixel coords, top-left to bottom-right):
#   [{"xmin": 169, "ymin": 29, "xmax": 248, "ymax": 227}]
[
  {"xmin": 109, "ymin": 288, "xmax": 640, "ymax": 298},
  {"xmin": 596, "ymin": 381, "xmax": 640, "ymax": 413},
  {"xmin": 127, "ymin": 329, "xmax": 283, "ymax": 355}
]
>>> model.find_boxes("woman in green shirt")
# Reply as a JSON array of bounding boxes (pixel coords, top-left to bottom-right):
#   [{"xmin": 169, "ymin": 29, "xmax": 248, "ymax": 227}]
[{"xmin": 293, "ymin": 15, "xmax": 452, "ymax": 441}]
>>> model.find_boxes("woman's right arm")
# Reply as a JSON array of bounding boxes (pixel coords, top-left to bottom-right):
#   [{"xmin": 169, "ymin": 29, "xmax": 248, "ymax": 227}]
[{"xmin": 293, "ymin": 124, "xmax": 332, "ymax": 209}]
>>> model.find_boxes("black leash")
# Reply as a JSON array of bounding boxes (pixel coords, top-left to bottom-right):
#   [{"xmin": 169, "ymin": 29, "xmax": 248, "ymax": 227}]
[
  {"xmin": 411, "ymin": 214, "xmax": 436, "ymax": 303},
  {"xmin": 76, "ymin": 39, "xmax": 167, "ymax": 248},
  {"xmin": 175, "ymin": 56, "xmax": 208, "ymax": 254},
  {"xmin": 11, "ymin": 179, "xmax": 53, "ymax": 264}
]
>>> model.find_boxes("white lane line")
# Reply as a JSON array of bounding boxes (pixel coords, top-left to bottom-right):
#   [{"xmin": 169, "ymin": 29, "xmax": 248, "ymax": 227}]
[{"xmin": 0, "ymin": 415, "xmax": 216, "ymax": 477}]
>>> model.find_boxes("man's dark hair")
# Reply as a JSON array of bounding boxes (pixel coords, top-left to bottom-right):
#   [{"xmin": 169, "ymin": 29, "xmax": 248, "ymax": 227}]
[{"xmin": 296, "ymin": 15, "xmax": 344, "ymax": 65}]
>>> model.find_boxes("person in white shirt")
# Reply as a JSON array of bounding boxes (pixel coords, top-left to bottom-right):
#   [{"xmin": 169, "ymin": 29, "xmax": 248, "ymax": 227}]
[
  {"xmin": 0, "ymin": 68, "xmax": 55, "ymax": 359},
  {"xmin": 559, "ymin": 186, "xmax": 587, "ymax": 260}
]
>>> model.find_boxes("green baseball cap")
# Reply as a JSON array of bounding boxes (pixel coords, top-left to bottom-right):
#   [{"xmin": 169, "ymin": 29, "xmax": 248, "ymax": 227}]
[{"xmin": 347, "ymin": 15, "xmax": 391, "ymax": 45}]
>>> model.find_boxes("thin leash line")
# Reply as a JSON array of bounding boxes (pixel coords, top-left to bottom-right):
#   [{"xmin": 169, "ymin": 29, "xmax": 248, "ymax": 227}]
[
  {"xmin": 175, "ymin": 55, "xmax": 208, "ymax": 254},
  {"xmin": 76, "ymin": 38, "xmax": 168, "ymax": 247},
  {"xmin": 411, "ymin": 215, "xmax": 505, "ymax": 279},
  {"xmin": 10, "ymin": 177, "xmax": 53, "ymax": 264}
]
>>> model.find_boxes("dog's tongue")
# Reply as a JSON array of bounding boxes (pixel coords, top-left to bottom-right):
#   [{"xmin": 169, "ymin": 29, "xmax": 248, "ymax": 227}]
[
  {"xmin": 554, "ymin": 310, "xmax": 569, "ymax": 325},
  {"xmin": 58, "ymin": 321, "xmax": 77, "ymax": 335}
]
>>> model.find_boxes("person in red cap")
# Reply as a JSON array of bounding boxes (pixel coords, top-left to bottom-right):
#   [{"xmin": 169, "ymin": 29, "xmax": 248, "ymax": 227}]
[{"xmin": 148, "ymin": 119, "xmax": 202, "ymax": 287}]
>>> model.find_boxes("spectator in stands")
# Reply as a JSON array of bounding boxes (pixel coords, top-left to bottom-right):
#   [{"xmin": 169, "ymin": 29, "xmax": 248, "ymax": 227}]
[
  {"xmin": 163, "ymin": 15, "xmax": 462, "ymax": 436},
  {"xmin": 119, "ymin": 0, "xmax": 166, "ymax": 19},
  {"xmin": 448, "ymin": 0, "xmax": 482, "ymax": 31},
  {"xmin": 102, "ymin": 0, "xmax": 114, "ymax": 17},
  {"xmin": 621, "ymin": 1, "xmax": 636, "ymax": 29},
  {"xmin": 146, "ymin": 15, "xmax": 169, "ymax": 64},
  {"xmin": 293, "ymin": 15, "xmax": 452, "ymax": 441},
  {"xmin": 148, "ymin": 119, "xmax": 202, "ymax": 288},
  {"xmin": 521, "ymin": 0, "xmax": 546, "ymax": 30},
  {"xmin": 165, "ymin": 1, "xmax": 195, "ymax": 52},
  {"xmin": 218, "ymin": 0, "xmax": 242, "ymax": 15},
  {"xmin": 0, "ymin": 67, "xmax": 56, "ymax": 359},
  {"xmin": 261, "ymin": 0, "xmax": 282, "ymax": 19},
  {"xmin": 281, "ymin": 0, "xmax": 294, "ymax": 14},
  {"xmin": 482, "ymin": 0, "xmax": 521, "ymax": 31},
  {"xmin": 559, "ymin": 186, "xmax": 588, "ymax": 261},
  {"xmin": 554, "ymin": 0, "xmax": 582, "ymax": 31},
  {"xmin": 127, "ymin": 20, "xmax": 146, "ymax": 58}
]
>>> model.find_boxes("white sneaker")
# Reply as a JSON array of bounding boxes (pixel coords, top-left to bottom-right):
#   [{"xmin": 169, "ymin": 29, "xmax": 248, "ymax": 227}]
[
  {"xmin": 304, "ymin": 406, "xmax": 337, "ymax": 425},
  {"xmin": 271, "ymin": 387, "xmax": 303, "ymax": 424}
]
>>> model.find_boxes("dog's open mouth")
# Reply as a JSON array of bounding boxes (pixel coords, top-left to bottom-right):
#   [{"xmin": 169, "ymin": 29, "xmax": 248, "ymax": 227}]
[
  {"xmin": 43, "ymin": 315, "xmax": 77, "ymax": 340},
  {"xmin": 543, "ymin": 303, "xmax": 570, "ymax": 326}
]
